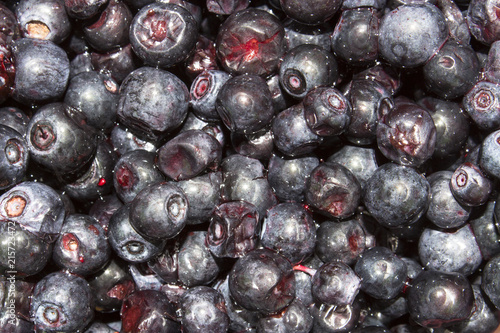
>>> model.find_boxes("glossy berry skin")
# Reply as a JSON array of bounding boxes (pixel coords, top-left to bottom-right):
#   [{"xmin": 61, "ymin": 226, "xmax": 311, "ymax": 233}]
[
  {"xmin": 173, "ymin": 172, "xmax": 221, "ymax": 225},
  {"xmin": 0, "ymin": 222, "xmax": 53, "ymax": 277},
  {"xmin": 26, "ymin": 103, "xmax": 98, "ymax": 178},
  {"xmin": 121, "ymin": 290, "xmax": 180, "ymax": 333},
  {"xmin": 471, "ymin": 200, "xmax": 500, "ymax": 260},
  {"xmin": 113, "ymin": 150, "xmax": 164, "ymax": 203},
  {"xmin": 190, "ymin": 70, "xmax": 231, "ymax": 122},
  {"xmin": 110, "ymin": 125, "xmax": 157, "ymax": 156},
  {"xmin": 261, "ymin": 202, "xmax": 316, "ymax": 264},
  {"xmin": 279, "ymin": 0, "xmax": 341, "ymax": 25},
  {"xmin": 229, "ymin": 248, "xmax": 295, "ymax": 315},
  {"xmin": 129, "ymin": 3, "xmax": 198, "ymax": 68},
  {"xmin": 216, "ymin": 8, "xmax": 285, "ymax": 76},
  {"xmin": 231, "ymin": 129, "xmax": 274, "ymax": 161},
  {"xmin": 272, "ymin": 103, "xmax": 323, "ymax": 157},
  {"xmin": 90, "ymin": 44, "xmax": 137, "ymax": 84},
  {"xmin": 129, "ymin": 182, "xmax": 189, "ymax": 240},
  {"xmin": 64, "ymin": 71, "xmax": 119, "ymax": 131},
  {"xmin": 378, "ymin": 4, "xmax": 448, "ymax": 68},
  {"xmin": 52, "ymin": 214, "xmax": 111, "ymax": 276},
  {"xmin": 305, "ymin": 162, "xmax": 362, "ymax": 220},
  {"xmin": 221, "ymin": 154, "xmax": 277, "ymax": 218},
  {"xmin": 0, "ymin": 125, "xmax": 29, "ymax": 190},
  {"xmin": 185, "ymin": 35, "xmax": 219, "ymax": 80},
  {"xmin": 365, "ymin": 164, "xmax": 430, "ymax": 229},
  {"xmin": 303, "ymin": 86, "xmax": 351, "ymax": 136},
  {"xmin": 418, "ymin": 225, "xmax": 482, "ymax": 276},
  {"xmin": 331, "ymin": 8, "xmax": 379, "ymax": 65},
  {"xmin": 83, "ymin": 0, "xmax": 133, "ymax": 52},
  {"xmin": 0, "ymin": 107, "xmax": 30, "ymax": 136},
  {"xmin": 0, "ymin": 181, "xmax": 66, "ymax": 243},
  {"xmin": 450, "ymin": 162, "xmax": 492, "ymax": 207},
  {"xmin": 423, "ymin": 41, "xmax": 480, "ymax": 100},
  {"xmin": 377, "ymin": 98, "xmax": 436, "ymax": 167},
  {"xmin": 426, "ymin": 171, "xmax": 470, "ymax": 229},
  {"xmin": 327, "ymin": 145, "xmax": 378, "ymax": 189},
  {"xmin": 284, "ymin": 20, "xmax": 333, "ymax": 51},
  {"xmin": 310, "ymin": 300, "xmax": 360, "ymax": 333},
  {"xmin": 206, "ymin": 201, "xmax": 260, "ymax": 258},
  {"xmin": 16, "ymin": 0, "xmax": 71, "ymax": 44},
  {"xmin": 479, "ymin": 129, "xmax": 500, "ymax": 179},
  {"xmin": 180, "ymin": 286, "xmax": 229, "ymax": 333},
  {"xmin": 157, "ymin": 130, "xmax": 222, "ymax": 181},
  {"xmin": 354, "ymin": 246, "xmax": 408, "ymax": 300},
  {"xmin": 88, "ymin": 259, "xmax": 135, "ymax": 313},
  {"xmin": 279, "ymin": 44, "xmax": 338, "ymax": 100},
  {"xmin": 311, "ymin": 262, "xmax": 361, "ymax": 306},
  {"xmin": 418, "ymin": 97, "xmax": 470, "ymax": 159},
  {"xmin": 257, "ymin": 299, "xmax": 313, "ymax": 333},
  {"xmin": 467, "ymin": 0, "xmax": 500, "ymax": 45},
  {"xmin": 267, "ymin": 153, "xmax": 320, "ymax": 203},
  {"xmin": 463, "ymin": 80, "xmax": 500, "ymax": 132},
  {"xmin": 216, "ymin": 74, "xmax": 275, "ymax": 135},
  {"xmin": 108, "ymin": 204, "xmax": 166, "ymax": 263},
  {"xmin": 12, "ymin": 38, "xmax": 70, "ymax": 105},
  {"xmin": 315, "ymin": 218, "xmax": 370, "ymax": 266},
  {"xmin": 179, "ymin": 112, "xmax": 226, "ymax": 148},
  {"xmin": 117, "ymin": 67, "xmax": 189, "ymax": 141},
  {"xmin": 30, "ymin": 271, "xmax": 94, "ymax": 332},
  {"xmin": 64, "ymin": 0, "xmax": 108, "ymax": 19},
  {"xmin": 407, "ymin": 270, "xmax": 474, "ymax": 328}
]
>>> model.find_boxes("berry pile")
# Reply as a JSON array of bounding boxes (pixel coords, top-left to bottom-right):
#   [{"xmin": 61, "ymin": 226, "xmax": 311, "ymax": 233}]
[{"xmin": 1, "ymin": 0, "xmax": 500, "ymax": 332}]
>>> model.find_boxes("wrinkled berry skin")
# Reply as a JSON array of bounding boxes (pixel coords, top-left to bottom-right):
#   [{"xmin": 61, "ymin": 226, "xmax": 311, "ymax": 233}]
[
  {"xmin": 426, "ymin": 171, "xmax": 470, "ymax": 229},
  {"xmin": 450, "ymin": 162, "xmax": 492, "ymax": 207},
  {"xmin": 117, "ymin": 66, "xmax": 189, "ymax": 141},
  {"xmin": 0, "ymin": 222, "xmax": 53, "ymax": 277},
  {"xmin": 180, "ymin": 286, "xmax": 229, "ymax": 333},
  {"xmin": 267, "ymin": 153, "xmax": 320, "ymax": 203},
  {"xmin": 12, "ymin": 38, "xmax": 70, "ymax": 105},
  {"xmin": 157, "ymin": 130, "xmax": 222, "ymax": 181},
  {"xmin": 216, "ymin": 74, "xmax": 275, "ymax": 135},
  {"xmin": 257, "ymin": 299, "xmax": 313, "ymax": 333},
  {"xmin": 331, "ymin": 8, "xmax": 379, "ymax": 65},
  {"xmin": 129, "ymin": 182, "xmax": 189, "ymax": 240},
  {"xmin": 0, "ymin": 125, "xmax": 29, "ymax": 190},
  {"xmin": 479, "ymin": 129, "xmax": 500, "ymax": 179},
  {"xmin": 377, "ymin": 98, "xmax": 436, "ymax": 167},
  {"xmin": 110, "ymin": 124, "xmax": 157, "ymax": 156},
  {"xmin": 305, "ymin": 162, "xmax": 362, "ymax": 220},
  {"xmin": 272, "ymin": 103, "xmax": 324, "ymax": 157},
  {"xmin": 206, "ymin": 201, "xmax": 260, "ymax": 258},
  {"xmin": 64, "ymin": 71, "xmax": 119, "ymax": 131},
  {"xmin": 378, "ymin": 4, "xmax": 448, "ymax": 68},
  {"xmin": 418, "ymin": 97, "xmax": 470, "ymax": 159},
  {"xmin": 463, "ymin": 80, "xmax": 500, "ymax": 132},
  {"xmin": 364, "ymin": 163, "xmax": 430, "ymax": 228},
  {"xmin": 310, "ymin": 300, "xmax": 360, "ymax": 332},
  {"xmin": 221, "ymin": 154, "xmax": 278, "ymax": 218},
  {"xmin": 190, "ymin": 70, "xmax": 231, "ymax": 122},
  {"xmin": 121, "ymin": 290, "xmax": 180, "ymax": 333},
  {"xmin": 467, "ymin": 0, "xmax": 500, "ymax": 45},
  {"xmin": 26, "ymin": 103, "xmax": 98, "ymax": 178},
  {"xmin": 83, "ymin": 0, "xmax": 133, "ymax": 52},
  {"xmin": 354, "ymin": 246, "xmax": 407, "ymax": 300},
  {"xmin": 0, "ymin": 4, "xmax": 18, "ymax": 104},
  {"xmin": 113, "ymin": 150, "xmax": 165, "ymax": 203},
  {"xmin": 407, "ymin": 270, "xmax": 474, "ymax": 328},
  {"xmin": 279, "ymin": 44, "xmax": 338, "ymax": 99},
  {"xmin": 216, "ymin": 8, "xmax": 285, "ymax": 76},
  {"xmin": 303, "ymin": 86, "xmax": 352, "ymax": 136},
  {"xmin": 312, "ymin": 262, "xmax": 361, "ymax": 306},
  {"xmin": 178, "ymin": 231, "xmax": 220, "ymax": 287},
  {"xmin": 418, "ymin": 225, "xmax": 482, "ymax": 276},
  {"xmin": 423, "ymin": 41, "xmax": 480, "ymax": 100},
  {"xmin": 261, "ymin": 202, "xmax": 316, "ymax": 264},
  {"xmin": 129, "ymin": 3, "xmax": 198, "ymax": 68},
  {"xmin": 30, "ymin": 271, "xmax": 94, "ymax": 333},
  {"xmin": 108, "ymin": 204, "xmax": 166, "ymax": 263},
  {"xmin": 0, "ymin": 181, "xmax": 66, "ymax": 243},
  {"xmin": 16, "ymin": 0, "xmax": 71, "ymax": 44},
  {"xmin": 53, "ymin": 214, "xmax": 111, "ymax": 276},
  {"xmin": 280, "ymin": 0, "xmax": 341, "ymax": 25},
  {"xmin": 229, "ymin": 248, "xmax": 295, "ymax": 315},
  {"xmin": 315, "ymin": 218, "xmax": 370, "ymax": 266}
]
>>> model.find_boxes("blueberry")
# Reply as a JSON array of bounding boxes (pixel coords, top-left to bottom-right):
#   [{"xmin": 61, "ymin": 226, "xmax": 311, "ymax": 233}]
[
  {"xmin": 0, "ymin": 106, "xmax": 30, "ymax": 136},
  {"xmin": 471, "ymin": 200, "xmax": 500, "ymax": 260},
  {"xmin": 90, "ymin": 44, "xmax": 137, "ymax": 84},
  {"xmin": 88, "ymin": 194, "xmax": 123, "ymax": 233},
  {"xmin": 110, "ymin": 124, "xmax": 157, "ymax": 156},
  {"xmin": 185, "ymin": 35, "xmax": 219, "ymax": 80},
  {"xmin": 279, "ymin": 0, "xmax": 341, "ymax": 25},
  {"xmin": 64, "ymin": 0, "xmax": 108, "ymax": 20},
  {"xmin": 450, "ymin": 162, "xmax": 492, "ymax": 207},
  {"xmin": 327, "ymin": 144, "xmax": 378, "ymax": 189},
  {"xmin": 467, "ymin": 0, "xmax": 500, "ymax": 45},
  {"xmin": 463, "ymin": 80, "xmax": 500, "ymax": 133},
  {"xmin": 231, "ymin": 129, "xmax": 274, "ymax": 160},
  {"xmin": 0, "ymin": 125, "xmax": 29, "ymax": 190},
  {"xmin": 310, "ymin": 300, "xmax": 360, "ymax": 332},
  {"xmin": 256, "ymin": 299, "xmax": 313, "ymax": 333},
  {"xmin": 190, "ymin": 69, "xmax": 231, "ymax": 122},
  {"xmin": 180, "ymin": 286, "xmax": 229, "ymax": 333},
  {"xmin": 284, "ymin": 19, "xmax": 333, "ymax": 51},
  {"xmin": 311, "ymin": 261, "xmax": 361, "ymax": 306},
  {"xmin": 479, "ymin": 129, "xmax": 500, "ymax": 179}
]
